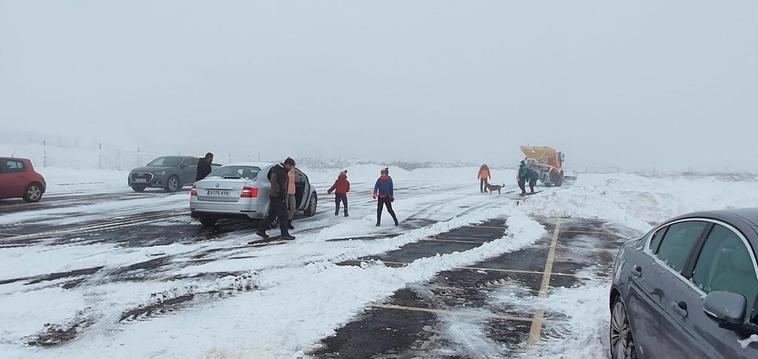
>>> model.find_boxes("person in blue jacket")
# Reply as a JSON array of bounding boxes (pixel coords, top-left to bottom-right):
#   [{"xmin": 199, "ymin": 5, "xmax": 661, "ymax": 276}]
[{"xmin": 373, "ymin": 167, "xmax": 399, "ymax": 226}]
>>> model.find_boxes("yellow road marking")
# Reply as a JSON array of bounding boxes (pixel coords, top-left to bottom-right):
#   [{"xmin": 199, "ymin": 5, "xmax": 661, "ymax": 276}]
[{"xmin": 528, "ymin": 220, "xmax": 561, "ymax": 346}]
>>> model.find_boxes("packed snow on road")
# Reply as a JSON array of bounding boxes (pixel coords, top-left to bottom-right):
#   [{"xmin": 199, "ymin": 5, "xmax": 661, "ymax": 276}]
[{"xmin": 1, "ymin": 165, "xmax": 756, "ymax": 358}]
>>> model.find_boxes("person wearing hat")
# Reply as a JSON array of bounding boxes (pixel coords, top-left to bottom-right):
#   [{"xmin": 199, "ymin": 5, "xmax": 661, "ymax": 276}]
[
  {"xmin": 517, "ymin": 160, "xmax": 529, "ymax": 195},
  {"xmin": 373, "ymin": 167, "xmax": 398, "ymax": 226},
  {"xmin": 256, "ymin": 157, "xmax": 296, "ymax": 240},
  {"xmin": 327, "ymin": 170, "xmax": 351, "ymax": 217}
]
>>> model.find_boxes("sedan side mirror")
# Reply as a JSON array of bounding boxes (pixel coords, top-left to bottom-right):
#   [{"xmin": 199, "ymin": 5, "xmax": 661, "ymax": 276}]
[{"xmin": 703, "ymin": 291, "xmax": 747, "ymax": 326}]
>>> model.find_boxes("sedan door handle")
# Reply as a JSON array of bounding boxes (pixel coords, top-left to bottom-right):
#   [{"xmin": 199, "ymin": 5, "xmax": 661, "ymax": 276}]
[
  {"xmin": 671, "ymin": 301, "xmax": 688, "ymax": 318},
  {"xmin": 632, "ymin": 265, "xmax": 642, "ymax": 277}
]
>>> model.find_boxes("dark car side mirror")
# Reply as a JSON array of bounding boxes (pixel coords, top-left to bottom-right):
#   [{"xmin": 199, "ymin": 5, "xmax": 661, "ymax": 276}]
[{"xmin": 703, "ymin": 291, "xmax": 747, "ymax": 326}]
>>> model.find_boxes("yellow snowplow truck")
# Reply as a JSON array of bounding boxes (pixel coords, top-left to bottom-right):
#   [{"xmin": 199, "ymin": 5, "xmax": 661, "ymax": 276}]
[{"xmin": 521, "ymin": 146, "xmax": 565, "ymax": 186}]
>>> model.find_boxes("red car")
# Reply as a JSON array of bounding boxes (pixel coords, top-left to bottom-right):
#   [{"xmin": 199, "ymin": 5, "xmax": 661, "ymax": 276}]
[{"xmin": 0, "ymin": 157, "xmax": 46, "ymax": 203}]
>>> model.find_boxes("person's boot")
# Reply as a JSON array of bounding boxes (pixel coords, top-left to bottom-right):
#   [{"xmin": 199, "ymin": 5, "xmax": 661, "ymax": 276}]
[
  {"xmin": 344, "ymin": 208, "xmax": 349, "ymax": 217},
  {"xmin": 375, "ymin": 222, "xmax": 380, "ymax": 227},
  {"xmin": 335, "ymin": 209, "xmax": 339, "ymax": 216},
  {"xmin": 288, "ymin": 223, "xmax": 295, "ymax": 230},
  {"xmin": 255, "ymin": 230, "xmax": 269, "ymax": 239}
]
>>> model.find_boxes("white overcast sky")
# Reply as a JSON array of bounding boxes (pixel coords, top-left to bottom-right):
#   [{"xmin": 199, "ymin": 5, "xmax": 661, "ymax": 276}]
[{"xmin": 1, "ymin": 1, "xmax": 757, "ymax": 170}]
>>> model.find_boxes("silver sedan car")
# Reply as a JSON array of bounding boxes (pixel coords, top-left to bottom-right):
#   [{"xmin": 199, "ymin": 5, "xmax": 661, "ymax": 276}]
[{"xmin": 190, "ymin": 162, "xmax": 318, "ymax": 227}]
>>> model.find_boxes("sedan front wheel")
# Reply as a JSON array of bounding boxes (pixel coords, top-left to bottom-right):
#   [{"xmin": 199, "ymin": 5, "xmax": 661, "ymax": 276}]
[
  {"xmin": 23, "ymin": 183, "xmax": 44, "ymax": 203},
  {"xmin": 610, "ymin": 298, "xmax": 637, "ymax": 359}
]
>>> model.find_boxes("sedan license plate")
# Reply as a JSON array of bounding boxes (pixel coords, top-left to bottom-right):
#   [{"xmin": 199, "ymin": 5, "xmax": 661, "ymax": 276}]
[
  {"xmin": 206, "ymin": 190, "xmax": 231, "ymax": 197},
  {"xmin": 133, "ymin": 179, "xmax": 147, "ymax": 183}
]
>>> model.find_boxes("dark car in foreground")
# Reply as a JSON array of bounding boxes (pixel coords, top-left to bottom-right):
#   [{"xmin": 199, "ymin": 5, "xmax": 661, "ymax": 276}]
[
  {"xmin": 0, "ymin": 157, "xmax": 46, "ymax": 203},
  {"xmin": 129, "ymin": 156, "xmax": 217, "ymax": 193},
  {"xmin": 611, "ymin": 209, "xmax": 758, "ymax": 358}
]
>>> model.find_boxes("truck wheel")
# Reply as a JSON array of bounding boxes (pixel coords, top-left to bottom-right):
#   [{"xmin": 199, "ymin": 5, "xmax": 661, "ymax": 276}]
[
  {"xmin": 165, "ymin": 176, "xmax": 180, "ymax": 193},
  {"xmin": 23, "ymin": 183, "xmax": 44, "ymax": 203},
  {"xmin": 131, "ymin": 185, "xmax": 147, "ymax": 192},
  {"xmin": 304, "ymin": 193, "xmax": 318, "ymax": 217}
]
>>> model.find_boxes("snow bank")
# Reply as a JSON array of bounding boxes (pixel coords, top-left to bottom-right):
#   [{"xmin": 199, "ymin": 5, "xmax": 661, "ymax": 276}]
[{"xmin": 523, "ymin": 173, "xmax": 758, "ymax": 233}]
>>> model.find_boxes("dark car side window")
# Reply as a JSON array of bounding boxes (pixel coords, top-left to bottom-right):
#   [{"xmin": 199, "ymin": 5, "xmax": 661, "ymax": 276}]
[
  {"xmin": 649, "ymin": 227, "xmax": 668, "ymax": 252},
  {"xmin": 656, "ymin": 221, "xmax": 708, "ymax": 273},
  {"xmin": 692, "ymin": 225, "xmax": 758, "ymax": 315},
  {"xmin": 182, "ymin": 158, "xmax": 199, "ymax": 167},
  {"xmin": 1, "ymin": 160, "xmax": 26, "ymax": 173}
]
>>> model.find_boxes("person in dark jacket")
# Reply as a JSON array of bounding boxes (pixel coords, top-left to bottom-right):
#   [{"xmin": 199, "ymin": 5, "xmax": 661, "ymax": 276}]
[
  {"xmin": 527, "ymin": 167, "xmax": 539, "ymax": 194},
  {"xmin": 374, "ymin": 168, "xmax": 398, "ymax": 226},
  {"xmin": 196, "ymin": 152, "xmax": 214, "ymax": 181},
  {"xmin": 328, "ymin": 170, "xmax": 350, "ymax": 217},
  {"xmin": 256, "ymin": 157, "xmax": 296, "ymax": 240},
  {"xmin": 517, "ymin": 160, "xmax": 529, "ymax": 195}
]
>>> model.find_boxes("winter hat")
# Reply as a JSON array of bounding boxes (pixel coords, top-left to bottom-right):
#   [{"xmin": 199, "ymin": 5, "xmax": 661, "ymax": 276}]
[
  {"xmin": 339, "ymin": 169, "xmax": 347, "ymax": 176},
  {"xmin": 381, "ymin": 167, "xmax": 389, "ymax": 174}
]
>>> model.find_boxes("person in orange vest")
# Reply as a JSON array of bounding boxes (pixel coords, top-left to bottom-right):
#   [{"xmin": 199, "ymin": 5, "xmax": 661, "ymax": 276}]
[{"xmin": 478, "ymin": 164, "xmax": 491, "ymax": 193}]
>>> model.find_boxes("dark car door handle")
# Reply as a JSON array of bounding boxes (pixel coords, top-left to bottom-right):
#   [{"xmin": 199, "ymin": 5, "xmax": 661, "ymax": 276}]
[
  {"xmin": 632, "ymin": 265, "xmax": 642, "ymax": 277},
  {"xmin": 671, "ymin": 301, "xmax": 688, "ymax": 317}
]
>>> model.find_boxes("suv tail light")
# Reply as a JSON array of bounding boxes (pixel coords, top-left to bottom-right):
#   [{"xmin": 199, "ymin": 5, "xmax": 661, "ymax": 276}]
[
  {"xmin": 191, "ymin": 185, "xmax": 198, "ymax": 197},
  {"xmin": 241, "ymin": 186, "xmax": 258, "ymax": 198}
]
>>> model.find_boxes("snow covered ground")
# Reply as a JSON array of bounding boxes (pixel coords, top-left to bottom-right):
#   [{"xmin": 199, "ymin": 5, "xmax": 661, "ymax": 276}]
[{"xmin": 0, "ymin": 165, "xmax": 756, "ymax": 358}]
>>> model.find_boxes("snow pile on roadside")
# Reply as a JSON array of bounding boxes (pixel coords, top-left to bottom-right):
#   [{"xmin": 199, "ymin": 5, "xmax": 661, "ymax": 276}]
[
  {"xmin": 115, "ymin": 207, "xmax": 544, "ymax": 359},
  {"xmin": 524, "ymin": 173, "xmax": 758, "ymax": 233}
]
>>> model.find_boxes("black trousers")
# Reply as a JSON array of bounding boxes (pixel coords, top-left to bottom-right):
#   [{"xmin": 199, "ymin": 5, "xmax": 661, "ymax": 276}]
[
  {"xmin": 518, "ymin": 178, "xmax": 527, "ymax": 194},
  {"xmin": 259, "ymin": 197, "xmax": 288, "ymax": 235},
  {"xmin": 529, "ymin": 178, "xmax": 537, "ymax": 193},
  {"xmin": 377, "ymin": 197, "xmax": 398, "ymax": 225},
  {"xmin": 335, "ymin": 193, "xmax": 348, "ymax": 215},
  {"xmin": 480, "ymin": 179, "xmax": 488, "ymax": 193}
]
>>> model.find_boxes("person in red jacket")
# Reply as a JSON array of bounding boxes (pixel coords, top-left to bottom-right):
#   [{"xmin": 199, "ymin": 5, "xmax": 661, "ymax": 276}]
[{"xmin": 327, "ymin": 170, "xmax": 351, "ymax": 217}]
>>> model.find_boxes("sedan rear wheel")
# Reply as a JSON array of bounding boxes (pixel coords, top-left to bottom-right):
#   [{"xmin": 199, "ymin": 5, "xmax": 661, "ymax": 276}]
[
  {"xmin": 304, "ymin": 193, "xmax": 317, "ymax": 217},
  {"xmin": 165, "ymin": 176, "xmax": 180, "ymax": 193},
  {"xmin": 610, "ymin": 298, "xmax": 637, "ymax": 359},
  {"xmin": 23, "ymin": 183, "xmax": 43, "ymax": 203}
]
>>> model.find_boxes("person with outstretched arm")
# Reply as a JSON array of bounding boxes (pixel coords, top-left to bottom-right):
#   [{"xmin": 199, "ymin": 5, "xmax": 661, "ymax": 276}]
[
  {"xmin": 196, "ymin": 152, "xmax": 214, "ymax": 181},
  {"xmin": 256, "ymin": 157, "xmax": 296, "ymax": 240},
  {"xmin": 374, "ymin": 167, "xmax": 399, "ymax": 226},
  {"xmin": 327, "ymin": 170, "xmax": 350, "ymax": 217}
]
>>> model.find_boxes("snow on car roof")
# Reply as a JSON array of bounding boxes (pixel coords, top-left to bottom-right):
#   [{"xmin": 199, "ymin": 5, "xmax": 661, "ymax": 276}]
[{"xmin": 218, "ymin": 162, "xmax": 274, "ymax": 168}]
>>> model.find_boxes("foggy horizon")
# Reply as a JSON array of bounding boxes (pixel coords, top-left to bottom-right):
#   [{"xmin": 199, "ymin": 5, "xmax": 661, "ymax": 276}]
[{"xmin": 2, "ymin": 1, "xmax": 757, "ymax": 172}]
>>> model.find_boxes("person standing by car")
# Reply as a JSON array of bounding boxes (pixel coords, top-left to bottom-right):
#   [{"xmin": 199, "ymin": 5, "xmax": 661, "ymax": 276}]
[
  {"xmin": 196, "ymin": 153, "xmax": 214, "ymax": 181},
  {"xmin": 478, "ymin": 164, "xmax": 491, "ymax": 193},
  {"xmin": 286, "ymin": 165, "xmax": 297, "ymax": 230},
  {"xmin": 327, "ymin": 170, "xmax": 350, "ymax": 217},
  {"xmin": 517, "ymin": 160, "xmax": 529, "ymax": 195},
  {"xmin": 256, "ymin": 157, "xmax": 296, "ymax": 240},
  {"xmin": 374, "ymin": 168, "xmax": 398, "ymax": 226},
  {"xmin": 527, "ymin": 166, "xmax": 539, "ymax": 194}
]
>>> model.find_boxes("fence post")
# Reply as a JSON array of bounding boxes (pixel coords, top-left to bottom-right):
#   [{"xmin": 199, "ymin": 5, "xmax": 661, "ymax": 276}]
[
  {"xmin": 42, "ymin": 139, "xmax": 48, "ymax": 167},
  {"xmin": 98, "ymin": 143, "xmax": 102, "ymax": 169}
]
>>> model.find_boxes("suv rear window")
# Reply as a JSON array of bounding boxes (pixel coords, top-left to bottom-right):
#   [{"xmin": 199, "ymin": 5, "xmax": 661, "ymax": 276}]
[
  {"xmin": 1, "ymin": 160, "xmax": 26, "ymax": 173},
  {"xmin": 656, "ymin": 221, "xmax": 708, "ymax": 273}
]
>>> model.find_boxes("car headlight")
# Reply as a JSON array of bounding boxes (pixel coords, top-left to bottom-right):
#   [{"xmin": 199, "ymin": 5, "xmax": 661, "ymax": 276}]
[{"xmin": 154, "ymin": 171, "xmax": 167, "ymax": 176}]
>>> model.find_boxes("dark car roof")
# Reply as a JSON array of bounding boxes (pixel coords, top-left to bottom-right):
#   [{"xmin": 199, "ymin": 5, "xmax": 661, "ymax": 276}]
[{"xmin": 672, "ymin": 208, "xmax": 758, "ymax": 239}]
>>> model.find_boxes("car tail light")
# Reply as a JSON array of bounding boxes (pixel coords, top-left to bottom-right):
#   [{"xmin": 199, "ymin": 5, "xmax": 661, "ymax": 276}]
[
  {"xmin": 241, "ymin": 186, "xmax": 258, "ymax": 198},
  {"xmin": 191, "ymin": 185, "xmax": 198, "ymax": 197}
]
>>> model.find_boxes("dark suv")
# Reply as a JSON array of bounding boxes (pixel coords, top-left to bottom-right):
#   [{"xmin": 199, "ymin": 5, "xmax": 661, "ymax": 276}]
[
  {"xmin": 129, "ymin": 156, "xmax": 202, "ymax": 193},
  {"xmin": 610, "ymin": 209, "xmax": 758, "ymax": 358}
]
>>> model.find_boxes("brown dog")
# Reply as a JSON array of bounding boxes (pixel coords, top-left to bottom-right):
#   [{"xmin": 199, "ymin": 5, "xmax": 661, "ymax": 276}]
[{"xmin": 485, "ymin": 183, "xmax": 505, "ymax": 194}]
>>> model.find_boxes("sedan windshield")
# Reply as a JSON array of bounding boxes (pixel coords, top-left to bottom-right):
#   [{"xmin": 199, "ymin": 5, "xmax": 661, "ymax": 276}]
[
  {"xmin": 210, "ymin": 166, "xmax": 261, "ymax": 180},
  {"xmin": 147, "ymin": 157, "xmax": 182, "ymax": 167}
]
